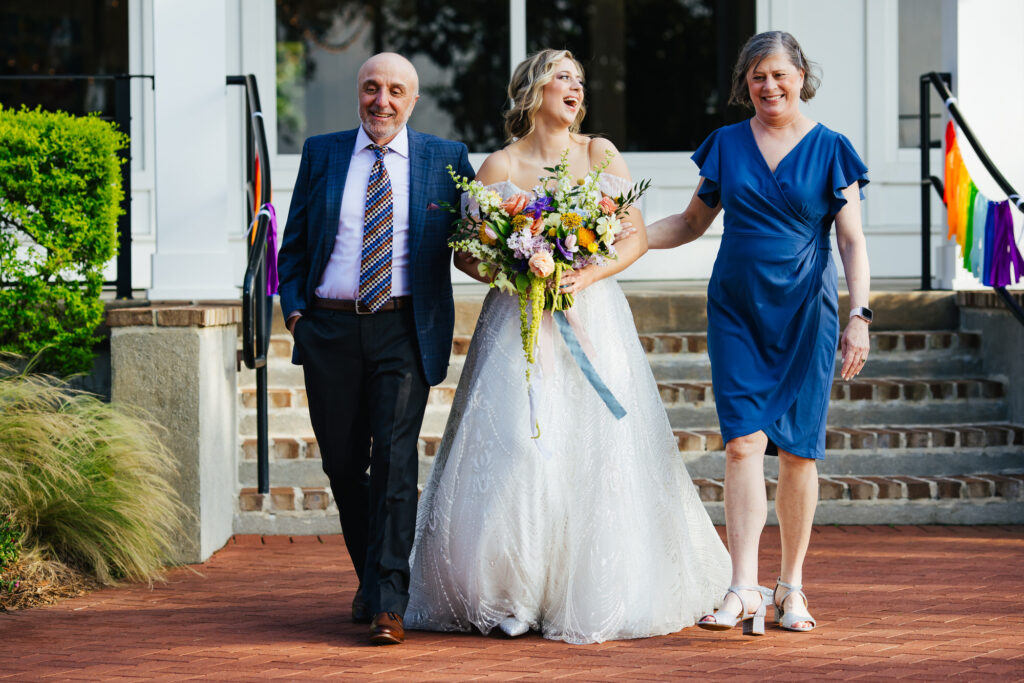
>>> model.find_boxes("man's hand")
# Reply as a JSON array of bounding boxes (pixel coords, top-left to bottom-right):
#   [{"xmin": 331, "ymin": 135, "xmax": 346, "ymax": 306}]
[{"xmin": 287, "ymin": 314, "xmax": 301, "ymax": 336}]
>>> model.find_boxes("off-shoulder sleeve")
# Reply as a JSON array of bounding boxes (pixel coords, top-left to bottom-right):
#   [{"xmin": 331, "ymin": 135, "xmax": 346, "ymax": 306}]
[
  {"xmin": 597, "ymin": 173, "xmax": 633, "ymax": 198},
  {"xmin": 830, "ymin": 133, "xmax": 869, "ymax": 216},
  {"xmin": 691, "ymin": 129, "xmax": 722, "ymax": 208}
]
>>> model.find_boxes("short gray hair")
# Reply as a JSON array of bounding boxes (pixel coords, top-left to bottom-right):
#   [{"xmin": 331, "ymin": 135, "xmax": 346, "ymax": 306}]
[{"xmin": 729, "ymin": 31, "xmax": 820, "ymax": 108}]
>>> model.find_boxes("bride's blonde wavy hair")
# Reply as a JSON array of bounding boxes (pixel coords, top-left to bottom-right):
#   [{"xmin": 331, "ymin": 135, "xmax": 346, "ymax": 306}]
[{"xmin": 504, "ymin": 49, "xmax": 586, "ymax": 142}]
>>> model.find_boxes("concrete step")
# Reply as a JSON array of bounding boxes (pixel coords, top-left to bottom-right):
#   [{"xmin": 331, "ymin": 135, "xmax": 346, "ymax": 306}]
[{"xmin": 232, "ymin": 470, "xmax": 1024, "ymax": 535}]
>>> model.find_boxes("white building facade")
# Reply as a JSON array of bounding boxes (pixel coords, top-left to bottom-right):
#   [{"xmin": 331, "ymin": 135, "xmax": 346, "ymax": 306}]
[{"xmin": 119, "ymin": 0, "xmax": 1023, "ymax": 299}]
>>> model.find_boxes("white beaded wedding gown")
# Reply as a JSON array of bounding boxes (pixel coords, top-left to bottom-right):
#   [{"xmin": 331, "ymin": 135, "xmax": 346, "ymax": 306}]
[{"xmin": 405, "ymin": 176, "xmax": 731, "ymax": 644}]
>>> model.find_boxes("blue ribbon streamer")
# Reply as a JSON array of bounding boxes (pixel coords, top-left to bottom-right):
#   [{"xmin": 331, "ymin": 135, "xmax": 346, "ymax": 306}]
[{"xmin": 553, "ymin": 310, "xmax": 627, "ymax": 420}]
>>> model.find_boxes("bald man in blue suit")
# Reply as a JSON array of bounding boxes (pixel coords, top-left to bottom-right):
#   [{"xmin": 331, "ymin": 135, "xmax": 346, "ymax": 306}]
[{"xmin": 277, "ymin": 53, "xmax": 473, "ymax": 645}]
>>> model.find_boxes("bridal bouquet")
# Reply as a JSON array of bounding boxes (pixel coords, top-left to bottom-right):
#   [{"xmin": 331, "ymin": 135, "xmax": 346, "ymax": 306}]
[{"xmin": 444, "ymin": 150, "xmax": 649, "ymax": 373}]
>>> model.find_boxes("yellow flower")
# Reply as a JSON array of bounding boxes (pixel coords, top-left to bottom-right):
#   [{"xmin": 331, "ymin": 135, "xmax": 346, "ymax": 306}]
[
  {"xmin": 576, "ymin": 227, "xmax": 597, "ymax": 250},
  {"xmin": 512, "ymin": 214, "xmax": 532, "ymax": 231},
  {"xmin": 548, "ymin": 228, "xmax": 557, "ymax": 237},
  {"xmin": 587, "ymin": 242, "xmax": 599, "ymax": 253},
  {"xmin": 560, "ymin": 213, "xmax": 583, "ymax": 231}
]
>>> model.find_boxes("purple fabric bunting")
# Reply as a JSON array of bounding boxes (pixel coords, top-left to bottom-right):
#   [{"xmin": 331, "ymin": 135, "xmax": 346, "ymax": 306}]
[
  {"xmin": 262, "ymin": 203, "xmax": 280, "ymax": 296},
  {"xmin": 987, "ymin": 200, "xmax": 1023, "ymax": 287}
]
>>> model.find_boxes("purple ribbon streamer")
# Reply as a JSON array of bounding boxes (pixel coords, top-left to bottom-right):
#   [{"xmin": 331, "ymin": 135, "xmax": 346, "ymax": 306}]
[
  {"xmin": 987, "ymin": 200, "xmax": 1023, "ymax": 287},
  {"xmin": 260, "ymin": 203, "xmax": 280, "ymax": 295}
]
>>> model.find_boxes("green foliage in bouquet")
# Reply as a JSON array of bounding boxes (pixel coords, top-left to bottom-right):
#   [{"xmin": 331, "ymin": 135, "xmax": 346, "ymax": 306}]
[
  {"xmin": 0, "ymin": 106, "xmax": 128, "ymax": 375},
  {"xmin": 0, "ymin": 358, "xmax": 187, "ymax": 584}
]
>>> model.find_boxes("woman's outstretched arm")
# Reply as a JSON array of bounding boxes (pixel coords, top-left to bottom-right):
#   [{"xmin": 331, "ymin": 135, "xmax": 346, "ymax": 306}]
[{"xmin": 646, "ymin": 180, "xmax": 721, "ymax": 249}]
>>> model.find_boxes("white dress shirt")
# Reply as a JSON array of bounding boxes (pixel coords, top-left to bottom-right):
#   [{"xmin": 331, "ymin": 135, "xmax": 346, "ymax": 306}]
[{"xmin": 315, "ymin": 125, "xmax": 411, "ymax": 301}]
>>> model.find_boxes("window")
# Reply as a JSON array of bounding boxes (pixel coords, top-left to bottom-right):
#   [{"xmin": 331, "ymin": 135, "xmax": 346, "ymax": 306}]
[
  {"xmin": 276, "ymin": 1, "xmax": 510, "ymax": 154},
  {"xmin": 0, "ymin": 0, "xmax": 128, "ymax": 117},
  {"xmin": 898, "ymin": 0, "xmax": 943, "ymax": 148},
  {"xmin": 525, "ymin": 0, "xmax": 755, "ymax": 151}
]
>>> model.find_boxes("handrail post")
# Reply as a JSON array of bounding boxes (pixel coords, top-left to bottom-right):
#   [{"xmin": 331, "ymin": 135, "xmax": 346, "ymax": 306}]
[
  {"xmin": 114, "ymin": 74, "xmax": 133, "ymax": 299},
  {"xmin": 919, "ymin": 74, "xmax": 932, "ymax": 291},
  {"xmin": 255, "ymin": 247, "xmax": 269, "ymax": 494}
]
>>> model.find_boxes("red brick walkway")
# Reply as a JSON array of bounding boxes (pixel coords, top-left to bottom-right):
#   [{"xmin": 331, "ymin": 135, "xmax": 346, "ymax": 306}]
[{"xmin": 1, "ymin": 526, "xmax": 1022, "ymax": 681}]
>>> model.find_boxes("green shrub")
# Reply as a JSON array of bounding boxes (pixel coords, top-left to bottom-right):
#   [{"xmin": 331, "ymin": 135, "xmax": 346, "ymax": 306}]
[
  {"xmin": 0, "ymin": 359, "xmax": 187, "ymax": 584},
  {"xmin": 0, "ymin": 105, "xmax": 128, "ymax": 375},
  {"xmin": 0, "ymin": 512, "xmax": 19, "ymax": 570},
  {"xmin": 0, "ymin": 513, "xmax": 21, "ymax": 594}
]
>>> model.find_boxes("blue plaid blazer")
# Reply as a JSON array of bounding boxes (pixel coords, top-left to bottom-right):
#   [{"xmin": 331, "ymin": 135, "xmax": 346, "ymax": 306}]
[{"xmin": 277, "ymin": 127, "xmax": 474, "ymax": 386}]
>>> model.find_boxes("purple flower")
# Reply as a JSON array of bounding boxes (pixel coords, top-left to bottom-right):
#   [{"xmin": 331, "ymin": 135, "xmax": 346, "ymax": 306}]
[
  {"xmin": 507, "ymin": 228, "xmax": 550, "ymax": 260},
  {"xmin": 524, "ymin": 196, "xmax": 553, "ymax": 218}
]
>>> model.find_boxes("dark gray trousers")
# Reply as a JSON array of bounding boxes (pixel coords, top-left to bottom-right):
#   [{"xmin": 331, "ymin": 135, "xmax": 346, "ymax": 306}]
[{"xmin": 294, "ymin": 306, "xmax": 429, "ymax": 615}]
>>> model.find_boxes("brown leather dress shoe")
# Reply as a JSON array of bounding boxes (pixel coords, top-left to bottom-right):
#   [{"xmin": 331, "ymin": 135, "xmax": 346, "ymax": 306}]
[
  {"xmin": 351, "ymin": 587, "xmax": 371, "ymax": 624},
  {"xmin": 369, "ymin": 612, "xmax": 405, "ymax": 645}
]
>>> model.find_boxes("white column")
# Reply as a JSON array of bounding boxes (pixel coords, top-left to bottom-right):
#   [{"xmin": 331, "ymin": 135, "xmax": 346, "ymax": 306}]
[
  {"xmin": 947, "ymin": 0, "xmax": 1024, "ymax": 290},
  {"xmin": 149, "ymin": 0, "xmax": 238, "ymax": 300}
]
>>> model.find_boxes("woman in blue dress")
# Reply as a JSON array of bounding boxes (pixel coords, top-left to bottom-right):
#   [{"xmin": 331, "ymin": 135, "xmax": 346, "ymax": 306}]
[{"xmin": 647, "ymin": 31, "xmax": 871, "ymax": 634}]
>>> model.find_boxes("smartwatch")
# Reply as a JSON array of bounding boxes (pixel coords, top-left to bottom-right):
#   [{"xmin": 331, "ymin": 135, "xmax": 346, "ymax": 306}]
[{"xmin": 849, "ymin": 306, "xmax": 873, "ymax": 324}]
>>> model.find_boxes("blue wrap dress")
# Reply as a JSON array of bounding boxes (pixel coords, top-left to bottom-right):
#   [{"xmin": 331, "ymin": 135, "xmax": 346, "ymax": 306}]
[{"xmin": 693, "ymin": 121, "xmax": 868, "ymax": 459}]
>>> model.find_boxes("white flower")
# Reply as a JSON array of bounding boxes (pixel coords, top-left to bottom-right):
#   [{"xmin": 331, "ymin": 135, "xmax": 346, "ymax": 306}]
[
  {"xmin": 544, "ymin": 212, "xmax": 562, "ymax": 229},
  {"xmin": 477, "ymin": 189, "xmax": 503, "ymax": 214},
  {"xmin": 596, "ymin": 215, "xmax": 621, "ymax": 237}
]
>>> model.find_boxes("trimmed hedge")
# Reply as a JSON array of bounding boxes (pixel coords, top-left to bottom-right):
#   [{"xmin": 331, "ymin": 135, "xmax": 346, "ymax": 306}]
[{"xmin": 0, "ymin": 106, "xmax": 128, "ymax": 375}]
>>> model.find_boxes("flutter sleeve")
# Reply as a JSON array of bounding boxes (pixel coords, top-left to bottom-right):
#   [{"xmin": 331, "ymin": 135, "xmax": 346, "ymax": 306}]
[
  {"xmin": 830, "ymin": 133, "xmax": 870, "ymax": 216},
  {"xmin": 690, "ymin": 128, "xmax": 723, "ymax": 208}
]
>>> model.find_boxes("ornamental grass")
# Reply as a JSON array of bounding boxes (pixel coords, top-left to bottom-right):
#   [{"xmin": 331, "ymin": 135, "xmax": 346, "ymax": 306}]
[{"xmin": 0, "ymin": 357, "xmax": 187, "ymax": 607}]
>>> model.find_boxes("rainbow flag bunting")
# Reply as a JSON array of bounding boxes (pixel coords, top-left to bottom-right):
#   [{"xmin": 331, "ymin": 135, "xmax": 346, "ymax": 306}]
[{"xmin": 943, "ymin": 121, "xmax": 1022, "ymax": 286}]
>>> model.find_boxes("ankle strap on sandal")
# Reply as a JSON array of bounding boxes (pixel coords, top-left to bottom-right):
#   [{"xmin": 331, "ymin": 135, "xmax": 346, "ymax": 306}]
[
  {"xmin": 726, "ymin": 585, "xmax": 769, "ymax": 612},
  {"xmin": 775, "ymin": 578, "xmax": 807, "ymax": 607}
]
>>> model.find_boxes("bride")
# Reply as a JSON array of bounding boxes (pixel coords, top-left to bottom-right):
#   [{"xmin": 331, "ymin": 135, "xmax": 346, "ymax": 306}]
[{"xmin": 405, "ymin": 49, "xmax": 730, "ymax": 644}]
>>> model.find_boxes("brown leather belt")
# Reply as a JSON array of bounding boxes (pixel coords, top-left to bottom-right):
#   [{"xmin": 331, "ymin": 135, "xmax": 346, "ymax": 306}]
[{"xmin": 311, "ymin": 295, "xmax": 412, "ymax": 314}]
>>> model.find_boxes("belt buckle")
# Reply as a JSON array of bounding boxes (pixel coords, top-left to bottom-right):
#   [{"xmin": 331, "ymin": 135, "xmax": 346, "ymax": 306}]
[{"xmin": 354, "ymin": 299, "xmax": 374, "ymax": 315}]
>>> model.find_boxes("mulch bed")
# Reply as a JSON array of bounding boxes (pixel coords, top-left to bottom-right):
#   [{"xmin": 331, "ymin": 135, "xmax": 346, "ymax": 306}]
[{"xmin": 0, "ymin": 558, "xmax": 101, "ymax": 612}]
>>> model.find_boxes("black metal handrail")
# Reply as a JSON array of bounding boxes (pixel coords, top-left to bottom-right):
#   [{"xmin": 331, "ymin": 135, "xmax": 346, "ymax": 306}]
[
  {"xmin": 227, "ymin": 74, "xmax": 272, "ymax": 494},
  {"xmin": 0, "ymin": 73, "xmax": 154, "ymax": 298},
  {"xmin": 920, "ymin": 71, "xmax": 1024, "ymax": 326}
]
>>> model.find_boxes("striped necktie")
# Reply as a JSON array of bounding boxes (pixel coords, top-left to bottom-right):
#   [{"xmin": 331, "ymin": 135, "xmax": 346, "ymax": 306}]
[{"xmin": 359, "ymin": 144, "xmax": 393, "ymax": 312}]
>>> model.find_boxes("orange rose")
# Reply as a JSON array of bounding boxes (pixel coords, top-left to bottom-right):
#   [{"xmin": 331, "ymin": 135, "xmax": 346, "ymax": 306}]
[
  {"xmin": 529, "ymin": 216, "xmax": 545, "ymax": 236},
  {"xmin": 598, "ymin": 197, "xmax": 618, "ymax": 215},
  {"xmin": 500, "ymin": 193, "xmax": 530, "ymax": 216}
]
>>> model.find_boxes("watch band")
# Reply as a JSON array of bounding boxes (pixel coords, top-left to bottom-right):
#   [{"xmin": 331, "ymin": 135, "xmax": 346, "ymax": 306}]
[{"xmin": 849, "ymin": 306, "xmax": 873, "ymax": 323}]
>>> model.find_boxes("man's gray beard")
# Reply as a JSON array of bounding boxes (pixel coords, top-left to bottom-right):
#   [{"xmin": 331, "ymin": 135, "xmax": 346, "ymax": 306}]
[{"xmin": 360, "ymin": 111, "xmax": 402, "ymax": 143}]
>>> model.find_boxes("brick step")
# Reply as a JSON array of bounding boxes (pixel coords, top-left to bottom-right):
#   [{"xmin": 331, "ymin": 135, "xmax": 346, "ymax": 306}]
[
  {"xmin": 237, "ymin": 393, "xmax": 1013, "ymax": 437},
  {"xmin": 232, "ymin": 471, "xmax": 1024, "ymax": 535},
  {"xmin": 239, "ymin": 376, "xmax": 1009, "ymax": 424},
  {"xmin": 242, "ymin": 326, "xmax": 984, "ymax": 388},
  {"xmin": 237, "ymin": 423, "xmax": 1024, "ymax": 489},
  {"xmin": 261, "ymin": 329, "xmax": 980, "ymax": 359},
  {"xmin": 656, "ymin": 377, "xmax": 1006, "ymax": 406},
  {"xmin": 262, "ymin": 289, "xmax": 962, "ymax": 338}
]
